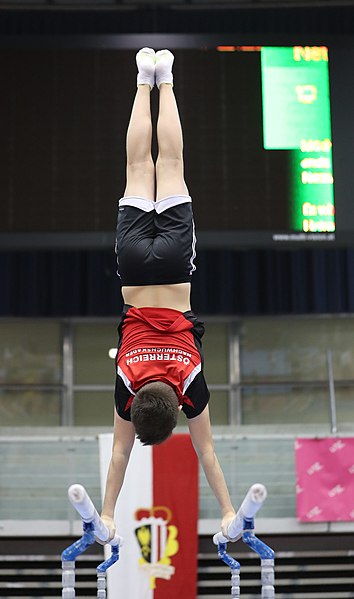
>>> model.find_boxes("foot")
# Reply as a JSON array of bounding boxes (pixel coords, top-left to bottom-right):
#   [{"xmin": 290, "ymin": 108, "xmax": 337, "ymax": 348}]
[
  {"xmin": 136, "ymin": 47, "xmax": 155, "ymax": 89},
  {"xmin": 155, "ymin": 49, "xmax": 174, "ymax": 89}
]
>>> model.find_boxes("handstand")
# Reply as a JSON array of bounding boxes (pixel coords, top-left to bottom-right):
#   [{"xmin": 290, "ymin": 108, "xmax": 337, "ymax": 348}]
[{"xmin": 101, "ymin": 48, "xmax": 236, "ymax": 540}]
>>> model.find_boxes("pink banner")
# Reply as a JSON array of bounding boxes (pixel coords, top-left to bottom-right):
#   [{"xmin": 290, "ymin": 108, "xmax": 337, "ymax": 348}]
[{"xmin": 295, "ymin": 437, "xmax": 354, "ymax": 522}]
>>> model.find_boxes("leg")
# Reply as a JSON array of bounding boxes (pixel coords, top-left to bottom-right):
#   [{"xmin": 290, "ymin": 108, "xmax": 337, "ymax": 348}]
[
  {"xmin": 124, "ymin": 84, "xmax": 155, "ymax": 200},
  {"xmin": 156, "ymin": 55, "xmax": 189, "ymax": 201}
]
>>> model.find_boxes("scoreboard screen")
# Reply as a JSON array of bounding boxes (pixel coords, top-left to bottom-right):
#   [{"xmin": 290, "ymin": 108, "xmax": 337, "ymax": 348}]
[
  {"xmin": 0, "ymin": 35, "xmax": 352, "ymax": 248},
  {"xmin": 261, "ymin": 46, "xmax": 334, "ymax": 239}
]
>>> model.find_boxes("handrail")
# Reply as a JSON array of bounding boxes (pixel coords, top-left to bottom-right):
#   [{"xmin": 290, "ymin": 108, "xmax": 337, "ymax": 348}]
[{"xmin": 238, "ymin": 379, "xmax": 354, "ymax": 388}]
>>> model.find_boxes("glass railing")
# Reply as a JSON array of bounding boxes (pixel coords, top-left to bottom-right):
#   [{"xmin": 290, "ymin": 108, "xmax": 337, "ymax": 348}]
[{"xmin": 0, "ymin": 429, "xmax": 330, "ymax": 522}]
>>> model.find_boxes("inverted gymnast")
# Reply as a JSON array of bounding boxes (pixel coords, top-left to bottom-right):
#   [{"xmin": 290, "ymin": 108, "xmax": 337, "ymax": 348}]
[{"xmin": 101, "ymin": 48, "xmax": 236, "ymax": 541}]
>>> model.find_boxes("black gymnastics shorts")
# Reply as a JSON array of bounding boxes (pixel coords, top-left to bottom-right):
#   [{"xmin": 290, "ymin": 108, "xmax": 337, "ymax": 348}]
[{"xmin": 115, "ymin": 195, "xmax": 197, "ymax": 286}]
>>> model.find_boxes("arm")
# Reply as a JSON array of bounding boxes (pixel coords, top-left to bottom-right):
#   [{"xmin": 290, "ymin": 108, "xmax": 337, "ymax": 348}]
[
  {"xmin": 100, "ymin": 411, "xmax": 136, "ymax": 538},
  {"xmin": 188, "ymin": 405, "xmax": 237, "ymax": 537}
]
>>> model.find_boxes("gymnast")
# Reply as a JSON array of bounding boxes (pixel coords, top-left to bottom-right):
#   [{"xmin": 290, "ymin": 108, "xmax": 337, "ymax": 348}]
[{"xmin": 101, "ymin": 48, "xmax": 236, "ymax": 542}]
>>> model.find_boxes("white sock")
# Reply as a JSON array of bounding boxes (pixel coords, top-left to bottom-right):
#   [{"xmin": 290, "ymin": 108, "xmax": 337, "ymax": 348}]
[
  {"xmin": 136, "ymin": 47, "xmax": 155, "ymax": 89},
  {"xmin": 155, "ymin": 49, "xmax": 174, "ymax": 89}
]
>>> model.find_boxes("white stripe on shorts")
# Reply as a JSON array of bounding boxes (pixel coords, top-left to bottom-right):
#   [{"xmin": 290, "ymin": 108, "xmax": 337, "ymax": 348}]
[
  {"xmin": 155, "ymin": 195, "xmax": 192, "ymax": 214},
  {"xmin": 189, "ymin": 217, "xmax": 197, "ymax": 275},
  {"xmin": 119, "ymin": 197, "xmax": 155, "ymax": 212},
  {"xmin": 119, "ymin": 195, "xmax": 192, "ymax": 214}
]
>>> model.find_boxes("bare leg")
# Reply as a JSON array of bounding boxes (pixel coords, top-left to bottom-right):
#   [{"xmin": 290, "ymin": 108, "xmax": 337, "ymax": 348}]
[
  {"xmin": 124, "ymin": 85, "xmax": 155, "ymax": 200},
  {"xmin": 156, "ymin": 84, "xmax": 189, "ymax": 201}
]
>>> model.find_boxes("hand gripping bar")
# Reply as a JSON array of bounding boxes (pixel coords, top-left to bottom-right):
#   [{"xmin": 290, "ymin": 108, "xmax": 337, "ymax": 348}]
[
  {"xmin": 213, "ymin": 483, "xmax": 267, "ymax": 545},
  {"xmin": 68, "ymin": 484, "xmax": 122, "ymax": 547}
]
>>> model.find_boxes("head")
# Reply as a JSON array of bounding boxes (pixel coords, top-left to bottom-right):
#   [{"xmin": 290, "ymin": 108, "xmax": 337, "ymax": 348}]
[{"xmin": 131, "ymin": 381, "xmax": 179, "ymax": 445}]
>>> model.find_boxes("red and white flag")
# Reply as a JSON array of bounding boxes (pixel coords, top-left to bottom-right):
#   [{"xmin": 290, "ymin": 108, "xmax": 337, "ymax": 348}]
[{"xmin": 99, "ymin": 433, "xmax": 199, "ymax": 599}]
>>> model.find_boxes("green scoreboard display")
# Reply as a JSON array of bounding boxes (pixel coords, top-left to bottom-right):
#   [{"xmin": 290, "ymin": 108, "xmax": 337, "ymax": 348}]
[{"xmin": 261, "ymin": 46, "xmax": 335, "ymax": 236}]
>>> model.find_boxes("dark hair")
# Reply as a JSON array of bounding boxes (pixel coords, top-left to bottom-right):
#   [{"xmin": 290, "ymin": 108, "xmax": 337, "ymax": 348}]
[{"xmin": 131, "ymin": 381, "xmax": 179, "ymax": 445}]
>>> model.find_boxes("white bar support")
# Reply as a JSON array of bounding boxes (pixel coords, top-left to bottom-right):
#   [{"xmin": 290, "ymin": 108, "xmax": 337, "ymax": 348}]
[
  {"xmin": 68, "ymin": 484, "xmax": 122, "ymax": 547},
  {"xmin": 213, "ymin": 484, "xmax": 267, "ymax": 545}
]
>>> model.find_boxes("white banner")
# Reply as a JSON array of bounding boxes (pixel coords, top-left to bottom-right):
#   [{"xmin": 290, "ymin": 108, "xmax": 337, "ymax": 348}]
[{"xmin": 99, "ymin": 433, "xmax": 153, "ymax": 599}]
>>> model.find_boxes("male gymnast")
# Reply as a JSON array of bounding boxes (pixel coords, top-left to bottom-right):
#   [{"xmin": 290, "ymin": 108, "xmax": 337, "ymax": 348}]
[{"xmin": 101, "ymin": 48, "xmax": 237, "ymax": 541}]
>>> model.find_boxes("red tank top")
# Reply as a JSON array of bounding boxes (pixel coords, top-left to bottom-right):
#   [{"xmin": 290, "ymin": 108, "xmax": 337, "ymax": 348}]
[{"xmin": 117, "ymin": 307, "xmax": 202, "ymax": 403}]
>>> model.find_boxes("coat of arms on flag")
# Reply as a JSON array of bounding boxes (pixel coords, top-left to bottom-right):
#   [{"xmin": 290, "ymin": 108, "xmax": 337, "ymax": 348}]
[{"xmin": 135, "ymin": 506, "xmax": 179, "ymax": 589}]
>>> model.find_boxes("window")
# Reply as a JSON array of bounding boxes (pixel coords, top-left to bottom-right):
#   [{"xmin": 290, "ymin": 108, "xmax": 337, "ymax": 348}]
[
  {"xmin": 0, "ymin": 321, "xmax": 62, "ymax": 426},
  {"xmin": 239, "ymin": 317, "xmax": 354, "ymax": 427},
  {"xmin": 0, "ymin": 316, "xmax": 353, "ymax": 429}
]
